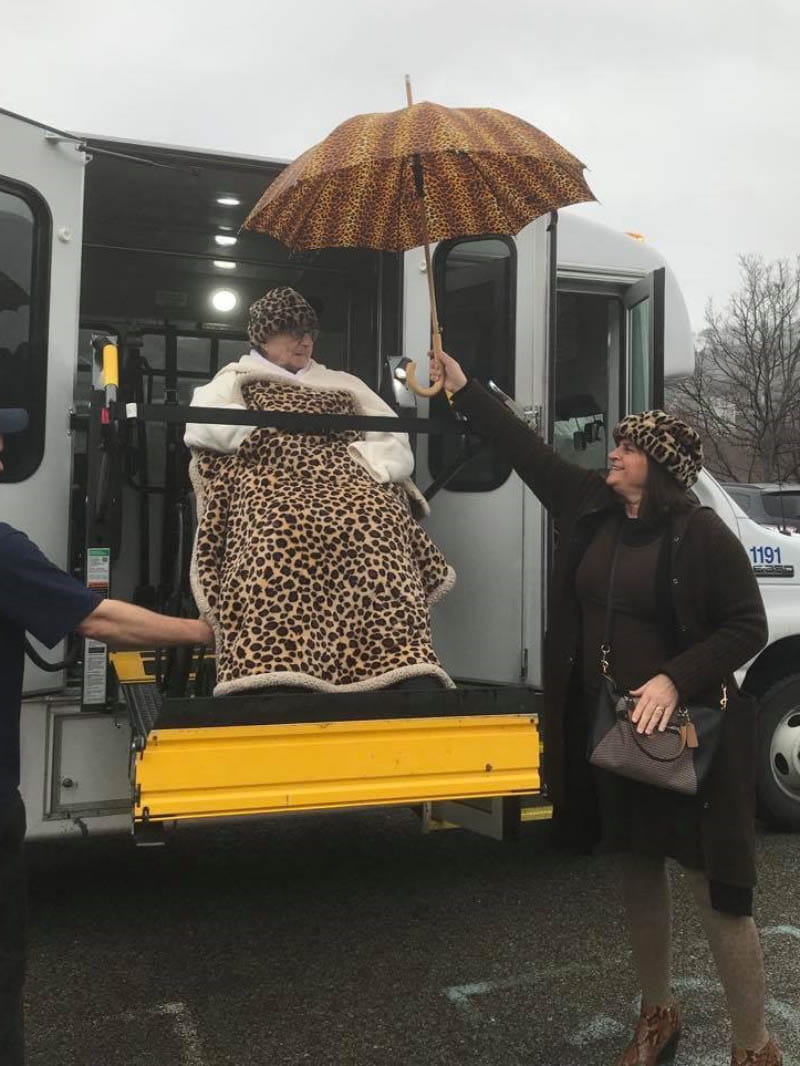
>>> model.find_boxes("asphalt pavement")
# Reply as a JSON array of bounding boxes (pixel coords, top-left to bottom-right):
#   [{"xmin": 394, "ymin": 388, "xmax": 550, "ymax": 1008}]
[{"xmin": 23, "ymin": 812, "xmax": 800, "ymax": 1066}]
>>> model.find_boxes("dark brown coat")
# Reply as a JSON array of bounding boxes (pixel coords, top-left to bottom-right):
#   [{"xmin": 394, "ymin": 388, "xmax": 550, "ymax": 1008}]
[{"xmin": 452, "ymin": 381, "xmax": 768, "ymax": 888}]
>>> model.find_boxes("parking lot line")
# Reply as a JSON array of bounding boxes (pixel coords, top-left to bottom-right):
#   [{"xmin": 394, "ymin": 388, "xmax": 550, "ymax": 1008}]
[
  {"xmin": 153, "ymin": 1003, "xmax": 207, "ymax": 1066},
  {"xmin": 763, "ymin": 924, "xmax": 800, "ymax": 941}
]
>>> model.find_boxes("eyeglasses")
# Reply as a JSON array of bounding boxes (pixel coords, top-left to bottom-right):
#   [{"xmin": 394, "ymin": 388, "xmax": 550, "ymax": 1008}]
[{"xmin": 287, "ymin": 328, "xmax": 319, "ymax": 341}]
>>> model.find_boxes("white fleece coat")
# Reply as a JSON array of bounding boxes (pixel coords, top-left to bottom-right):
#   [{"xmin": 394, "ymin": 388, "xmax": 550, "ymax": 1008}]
[{"xmin": 184, "ymin": 353, "xmax": 415, "ymax": 487}]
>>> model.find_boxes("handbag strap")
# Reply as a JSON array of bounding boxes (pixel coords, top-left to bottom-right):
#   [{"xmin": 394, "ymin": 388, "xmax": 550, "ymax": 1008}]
[{"xmin": 599, "ymin": 522, "xmax": 624, "ymax": 677}]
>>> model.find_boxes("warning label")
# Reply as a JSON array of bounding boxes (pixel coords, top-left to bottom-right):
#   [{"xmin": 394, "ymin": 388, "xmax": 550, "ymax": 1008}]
[
  {"xmin": 86, "ymin": 547, "xmax": 110, "ymax": 590},
  {"xmin": 84, "ymin": 548, "xmax": 110, "ymax": 704}
]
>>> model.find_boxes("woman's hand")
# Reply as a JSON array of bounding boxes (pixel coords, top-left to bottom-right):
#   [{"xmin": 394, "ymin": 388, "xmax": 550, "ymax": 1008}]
[
  {"xmin": 629, "ymin": 673, "xmax": 680, "ymax": 734},
  {"xmin": 429, "ymin": 350, "xmax": 468, "ymax": 394}
]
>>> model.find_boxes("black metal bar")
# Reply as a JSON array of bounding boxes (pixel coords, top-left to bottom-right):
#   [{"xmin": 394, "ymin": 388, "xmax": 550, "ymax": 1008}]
[
  {"xmin": 546, "ymin": 212, "xmax": 559, "ymax": 582},
  {"xmin": 82, "ymin": 319, "xmax": 244, "ymax": 342},
  {"xmin": 652, "ymin": 267, "xmax": 666, "ymax": 408},
  {"xmin": 546, "ymin": 210, "xmax": 558, "ymax": 445},
  {"xmin": 85, "ymin": 390, "xmax": 106, "ymax": 549},
  {"xmin": 119, "ymin": 368, "xmax": 213, "ymax": 382},
  {"xmin": 423, "ymin": 441, "xmax": 488, "ymax": 501},
  {"xmin": 150, "ymin": 684, "xmax": 541, "ymax": 731},
  {"xmin": 159, "ymin": 327, "xmax": 180, "ymax": 604},
  {"xmin": 24, "ymin": 637, "xmax": 79, "ymax": 672},
  {"xmin": 118, "ymin": 404, "xmax": 471, "ymax": 436},
  {"xmin": 345, "ymin": 282, "xmax": 354, "ymax": 374},
  {"xmin": 80, "ymin": 143, "xmax": 200, "ymax": 173},
  {"xmin": 126, "ymin": 340, "xmax": 152, "ymax": 598}
]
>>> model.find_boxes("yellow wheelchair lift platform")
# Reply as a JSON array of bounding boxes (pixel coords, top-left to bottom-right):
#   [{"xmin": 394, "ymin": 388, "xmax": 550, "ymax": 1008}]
[{"xmin": 117, "ymin": 673, "xmax": 542, "ymax": 834}]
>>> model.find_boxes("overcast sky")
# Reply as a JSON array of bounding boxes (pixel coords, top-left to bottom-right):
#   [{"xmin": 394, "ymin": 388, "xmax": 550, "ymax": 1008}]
[{"xmin": 2, "ymin": 0, "xmax": 798, "ymax": 330}]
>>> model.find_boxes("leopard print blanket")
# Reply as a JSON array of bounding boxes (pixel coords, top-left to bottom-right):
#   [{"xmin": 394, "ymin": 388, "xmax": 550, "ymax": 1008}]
[{"xmin": 189, "ymin": 378, "xmax": 456, "ymax": 694}]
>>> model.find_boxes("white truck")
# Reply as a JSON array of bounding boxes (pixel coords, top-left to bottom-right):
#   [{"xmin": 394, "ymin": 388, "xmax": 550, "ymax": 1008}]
[{"xmin": 1, "ymin": 105, "xmax": 799, "ymax": 839}]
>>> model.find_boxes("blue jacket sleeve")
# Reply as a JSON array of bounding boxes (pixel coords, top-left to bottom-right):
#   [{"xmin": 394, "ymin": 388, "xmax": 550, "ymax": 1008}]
[{"xmin": 0, "ymin": 525, "xmax": 100, "ymax": 647}]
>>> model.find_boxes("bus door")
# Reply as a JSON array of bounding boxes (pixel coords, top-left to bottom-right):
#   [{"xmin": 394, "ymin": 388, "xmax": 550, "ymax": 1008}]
[
  {"xmin": 0, "ymin": 109, "xmax": 87, "ymax": 692},
  {"xmin": 403, "ymin": 215, "xmax": 551, "ymax": 687},
  {"xmin": 552, "ymin": 265, "xmax": 666, "ymax": 478}
]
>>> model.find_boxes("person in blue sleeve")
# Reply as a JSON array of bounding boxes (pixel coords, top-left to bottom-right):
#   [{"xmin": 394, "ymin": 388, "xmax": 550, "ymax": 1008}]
[{"xmin": 0, "ymin": 408, "xmax": 213, "ymax": 1066}]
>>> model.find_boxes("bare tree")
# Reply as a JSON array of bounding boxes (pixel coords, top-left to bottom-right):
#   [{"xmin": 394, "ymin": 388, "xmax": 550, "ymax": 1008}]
[{"xmin": 666, "ymin": 255, "xmax": 800, "ymax": 482}]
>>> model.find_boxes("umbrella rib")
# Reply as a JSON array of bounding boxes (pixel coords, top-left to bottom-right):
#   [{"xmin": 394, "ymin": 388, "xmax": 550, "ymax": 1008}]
[
  {"xmin": 457, "ymin": 149, "xmax": 513, "ymax": 234},
  {"xmin": 285, "ymin": 174, "xmax": 342, "ymax": 250},
  {"xmin": 394, "ymin": 157, "xmax": 412, "ymax": 252},
  {"xmin": 463, "ymin": 150, "xmax": 578, "ymax": 233}
]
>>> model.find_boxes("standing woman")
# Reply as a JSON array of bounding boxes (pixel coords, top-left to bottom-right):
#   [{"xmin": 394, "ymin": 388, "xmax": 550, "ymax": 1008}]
[{"xmin": 430, "ymin": 353, "xmax": 780, "ymax": 1066}]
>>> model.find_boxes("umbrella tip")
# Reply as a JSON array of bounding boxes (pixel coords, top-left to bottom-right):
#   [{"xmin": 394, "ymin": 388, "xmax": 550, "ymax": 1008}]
[{"xmin": 404, "ymin": 74, "xmax": 413, "ymax": 107}]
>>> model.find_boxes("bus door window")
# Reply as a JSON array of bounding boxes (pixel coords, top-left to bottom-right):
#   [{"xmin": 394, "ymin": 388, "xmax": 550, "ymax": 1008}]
[
  {"xmin": 624, "ymin": 268, "xmax": 665, "ymax": 412},
  {"xmin": 0, "ymin": 181, "xmax": 50, "ymax": 482},
  {"xmin": 553, "ymin": 290, "xmax": 621, "ymax": 470},
  {"xmin": 430, "ymin": 236, "xmax": 516, "ymax": 492}
]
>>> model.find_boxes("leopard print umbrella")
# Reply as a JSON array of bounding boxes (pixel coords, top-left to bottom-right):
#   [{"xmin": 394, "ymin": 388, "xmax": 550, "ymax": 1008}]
[
  {"xmin": 243, "ymin": 97, "xmax": 595, "ymax": 394},
  {"xmin": 243, "ymin": 101, "xmax": 594, "ymax": 252}
]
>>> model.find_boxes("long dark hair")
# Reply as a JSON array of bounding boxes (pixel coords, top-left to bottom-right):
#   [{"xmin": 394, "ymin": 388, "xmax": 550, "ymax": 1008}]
[{"xmin": 638, "ymin": 457, "xmax": 694, "ymax": 525}]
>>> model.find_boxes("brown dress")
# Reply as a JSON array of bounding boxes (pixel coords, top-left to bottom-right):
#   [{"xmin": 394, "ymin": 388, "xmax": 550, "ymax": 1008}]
[
  {"xmin": 575, "ymin": 516, "xmax": 714, "ymax": 894},
  {"xmin": 576, "ymin": 516, "xmax": 668, "ymax": 698}
]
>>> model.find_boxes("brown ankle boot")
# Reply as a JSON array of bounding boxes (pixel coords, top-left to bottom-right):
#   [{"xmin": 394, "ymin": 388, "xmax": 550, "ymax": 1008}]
[
  {"xmin": 731, "ymin": 1036, "xmax": 783, "ymax": 1065},
  {"xmin": 615, "ymin": 1002, "xmax": 681, "ymax": 1066}
]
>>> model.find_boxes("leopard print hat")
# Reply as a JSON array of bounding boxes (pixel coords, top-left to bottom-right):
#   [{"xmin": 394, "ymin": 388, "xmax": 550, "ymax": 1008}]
[
  {"xmin": 247, "ymin": 286, "xmax": 319, "ymax": 346},
  {"xmin": 612, "ymin": 409, "xmax": 703, "ymax": 489}
]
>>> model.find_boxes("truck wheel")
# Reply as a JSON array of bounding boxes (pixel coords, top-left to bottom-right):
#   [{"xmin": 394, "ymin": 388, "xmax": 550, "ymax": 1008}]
[{"xmin": 757, "ymin": 674, "xmax": 800, "ymax": 830}]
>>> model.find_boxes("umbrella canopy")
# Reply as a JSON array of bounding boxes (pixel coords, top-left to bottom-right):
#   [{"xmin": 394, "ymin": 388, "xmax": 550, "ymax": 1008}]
[
  {"xmin": 245, "ymin": 94, "xmax": 595, "ymax": 395},
  {"xmin": 243, "ymin": 101, "xmax": 595, "ymax": 252}
]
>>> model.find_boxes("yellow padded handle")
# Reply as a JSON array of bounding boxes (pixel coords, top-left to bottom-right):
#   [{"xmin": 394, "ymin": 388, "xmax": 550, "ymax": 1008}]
[{"xmin": 102, "ymin": 343, "xmax": 119, "ymax": 389}]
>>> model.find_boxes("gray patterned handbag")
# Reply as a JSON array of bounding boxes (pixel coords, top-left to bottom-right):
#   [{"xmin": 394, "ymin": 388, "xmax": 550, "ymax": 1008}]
[{"xmin": 588, "ymin": 528, "xmax": 726, "ymax": 795}]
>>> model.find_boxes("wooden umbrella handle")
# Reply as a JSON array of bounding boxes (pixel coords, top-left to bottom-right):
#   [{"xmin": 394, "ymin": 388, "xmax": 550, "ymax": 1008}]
[
  {"xmin": 405, "ymin": 333, "xmax": 445, "ymax": 398},
  {"xmin": 405, "ymin": 362, "xmax": 444, "ymax": 397}
]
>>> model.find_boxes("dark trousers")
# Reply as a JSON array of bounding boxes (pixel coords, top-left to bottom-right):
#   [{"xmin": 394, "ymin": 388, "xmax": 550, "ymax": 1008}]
[{"xmin": 0, "ymin": 790, "xmax": 26, "ymax": 1066}]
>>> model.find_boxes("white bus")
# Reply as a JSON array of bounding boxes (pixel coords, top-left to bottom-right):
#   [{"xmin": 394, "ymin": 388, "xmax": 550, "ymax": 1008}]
[{"xmin": 2, "ymin": 106, "xmax": 799, "ymax": 840}]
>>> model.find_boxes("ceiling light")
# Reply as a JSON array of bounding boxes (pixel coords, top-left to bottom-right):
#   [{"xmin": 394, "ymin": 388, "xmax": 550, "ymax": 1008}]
[
  {"xmin": 210, "ymin": 289, "xmax": 238, "ymax": 313},
  {"xmin": 213, "ymin": 260, "xmax": 237, "ymax": 270},
  {"xmin": 216, "ymin": 196, "xmax": 241, "ymax": 206},
  {"xmin": 214, "ymin": 234, "xmax": 237, "ymax": 247}
]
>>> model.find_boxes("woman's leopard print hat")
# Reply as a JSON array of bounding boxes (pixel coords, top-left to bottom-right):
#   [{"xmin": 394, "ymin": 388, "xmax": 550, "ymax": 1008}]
[
  {"xmin": 248, "ymin": 286, "xmax": 319, "ymax": 347},
  {"xmin": 613, "ymin": 409, "xmax": 704, "ymax": 489}
]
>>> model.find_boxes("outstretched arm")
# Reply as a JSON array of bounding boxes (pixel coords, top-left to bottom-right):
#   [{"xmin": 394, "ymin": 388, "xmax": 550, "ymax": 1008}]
[
  {"xmin": 78, "ymin": 599, "xmax": 213, "ymax": 651},
  {"xmin": 432, "ymin": 351, "xmax": 605, "ymax": 520},
  {"xmin": 0, "ymin": 526, "xmax": 214, "ymax": 653}
]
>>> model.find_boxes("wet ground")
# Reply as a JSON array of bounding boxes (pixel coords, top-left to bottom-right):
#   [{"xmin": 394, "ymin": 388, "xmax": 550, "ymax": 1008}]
[{"xmin": 24, "ymin": 811, "xmax": 800, "ymax": 1065}]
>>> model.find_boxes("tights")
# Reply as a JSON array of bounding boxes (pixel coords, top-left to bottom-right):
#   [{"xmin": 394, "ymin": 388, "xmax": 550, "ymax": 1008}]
[{"xmin": 619, "ymin": 853, "xmax": 768, "ymax": 1051}]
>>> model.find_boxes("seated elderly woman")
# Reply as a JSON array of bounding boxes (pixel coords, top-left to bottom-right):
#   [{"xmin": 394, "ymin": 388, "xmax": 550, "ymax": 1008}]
[{"xmin": 184, "ymin": 286, "xmax": 454, "ymax": 696}]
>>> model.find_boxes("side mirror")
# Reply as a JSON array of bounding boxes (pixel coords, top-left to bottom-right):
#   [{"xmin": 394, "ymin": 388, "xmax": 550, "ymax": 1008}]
[
  {"xmin": 584, "ymin": 419, "xmax": 604, "ymax": 444},
  {"xmin": 387, "ymin": 356, "xmax": 418, "ymax": 410}
]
